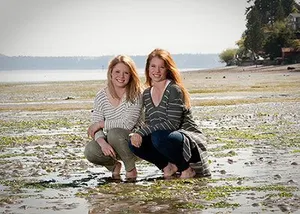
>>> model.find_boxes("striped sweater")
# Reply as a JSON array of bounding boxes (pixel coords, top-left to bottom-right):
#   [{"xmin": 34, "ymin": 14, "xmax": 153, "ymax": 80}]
[
  {"xmin": 92, "ymin": 88, "xmax": 143, "ymax": 141},
  {"xmin": 135, "ymin": 81, "xmax": 210, "ymax": 176}
]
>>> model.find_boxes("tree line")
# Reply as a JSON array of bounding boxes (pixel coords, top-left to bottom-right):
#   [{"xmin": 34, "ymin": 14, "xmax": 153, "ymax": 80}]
[{"xmin": 220, "ymin": 0, "xmax": 300, "ymax": 66}]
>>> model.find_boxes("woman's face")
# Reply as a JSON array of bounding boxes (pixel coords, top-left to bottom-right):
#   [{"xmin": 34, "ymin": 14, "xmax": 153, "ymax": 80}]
[
  {"xmin": 111, "ymin": 62, "xmax": 131, "ymax": 89},
  {"xmin": 148, "ymin": 56, "xmax": 167, "ymax": 83}
]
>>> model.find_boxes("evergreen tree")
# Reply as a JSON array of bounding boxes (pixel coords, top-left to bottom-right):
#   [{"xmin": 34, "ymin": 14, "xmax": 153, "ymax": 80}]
[
  {"xmin": 244, "ymin": 7, "xmax": 264, "ymax": 57},
  {"xmin": 274, "ymin": 0, "xmax": 285, "ymax": 22},
  {"xmin": 263, "ymin": 21, "xmax": 295, "ymax": 60},
  {"xmin": 281, "ymin": 0, "xmax": 294, "ymax": 16},
  {"xmin": 243, "ymin": 0, "xmax": 297, "ymax": 62}
]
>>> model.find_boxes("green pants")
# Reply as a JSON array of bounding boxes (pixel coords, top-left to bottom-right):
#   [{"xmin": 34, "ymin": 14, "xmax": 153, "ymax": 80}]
[{"xmin": 84, "ymin": 128, "xmax": 136, "ymax": 172}]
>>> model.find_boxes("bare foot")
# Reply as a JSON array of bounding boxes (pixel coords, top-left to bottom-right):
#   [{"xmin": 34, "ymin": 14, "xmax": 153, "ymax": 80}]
[
  {"xmin": 126, "ymin": 167, "xmax": 137, "ymax": 179},
  {"xmin": 180, "ymin": 167, "xmax": 196, "ymax": 179},
  {"xmin": 163, "ymin": 162, "xmax": 178, "ymax": 178},
  {"xmin": 112, "ymin": 161, "xmax": 122, "ymax": 178}
]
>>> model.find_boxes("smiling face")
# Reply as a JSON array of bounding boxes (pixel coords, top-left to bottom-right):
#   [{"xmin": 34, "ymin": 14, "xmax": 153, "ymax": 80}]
[
  {"xmin": 111, "ymin": 62, "xmax": 131, "ymax": 89},
  {"xmin": 148, "ymin": 56, "xmax": 167, "ymax": 83}
]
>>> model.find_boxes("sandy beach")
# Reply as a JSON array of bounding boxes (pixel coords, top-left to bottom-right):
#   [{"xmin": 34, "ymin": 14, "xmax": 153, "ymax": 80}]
[{"xmin": 0, "ymin": 65, "xmax": 300, "ymax": 213}]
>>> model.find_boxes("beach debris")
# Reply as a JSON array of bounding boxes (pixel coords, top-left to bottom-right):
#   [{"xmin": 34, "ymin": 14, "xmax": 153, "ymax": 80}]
[
  {"xmin": 287, "ymin": 66, "xmax": 295, "ymax": 70},
  {"xmin": 64, "ymin": 96, "xmax": 75, "ymax": 100}
]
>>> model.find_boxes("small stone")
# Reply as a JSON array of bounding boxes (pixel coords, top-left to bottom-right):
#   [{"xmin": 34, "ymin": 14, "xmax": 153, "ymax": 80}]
[
  {"xmin": 287, "ymin": 179, "xmax": 297, "ymax": 184},
  {"xmin": 274, "ymin": 174, "xmax": 282, "ymax": 179},
  {"xmin": 220, "ymin": 170, "xmax": 226, "ymax": 174},
  {"xmin": 227, "ymin": 159, "xmax": 234, "ymax": 164},
  {"xmin": 278, "ymin": 204, "xmax": 290, "ymax": 212}
]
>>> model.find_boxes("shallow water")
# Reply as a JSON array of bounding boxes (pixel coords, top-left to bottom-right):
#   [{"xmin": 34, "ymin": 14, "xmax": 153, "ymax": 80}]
[
  {"xmin": 1, "ymin": 101, "xmax": 299, "ymax": 213},
  {"xmin": 1, "ymin": 67, "xmax": 300, "ymax": 214}
]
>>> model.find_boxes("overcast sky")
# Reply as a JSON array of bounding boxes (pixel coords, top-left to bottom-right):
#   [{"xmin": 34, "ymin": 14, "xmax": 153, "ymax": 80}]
[{"xmin": 0, "ymin": 0, "xmax": 249, "ymax": 56}]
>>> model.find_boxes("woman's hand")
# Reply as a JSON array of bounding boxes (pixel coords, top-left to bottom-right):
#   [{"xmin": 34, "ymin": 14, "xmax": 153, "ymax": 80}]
[
  {"xmin": 97, "ymin": 138, "xmax": 116, "ymax": 158},
  {"xmin": 87, "ymin": 121, "xmax": 105, "ymax": 138},
  {"xmin": 130, "ymin": 133, "xmax": 142, "ymax": 148}
]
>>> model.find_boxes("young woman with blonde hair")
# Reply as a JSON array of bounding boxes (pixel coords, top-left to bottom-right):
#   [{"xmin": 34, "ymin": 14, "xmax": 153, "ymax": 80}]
[{"xmin": 85, "ymin": 55, "xmax": 142, "ymax": 179}]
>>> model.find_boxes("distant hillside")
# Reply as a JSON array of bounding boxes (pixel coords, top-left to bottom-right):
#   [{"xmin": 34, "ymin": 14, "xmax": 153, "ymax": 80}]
[{"xmin": 0, "ymin": 54, "xmax": 224, "ymax": 70}]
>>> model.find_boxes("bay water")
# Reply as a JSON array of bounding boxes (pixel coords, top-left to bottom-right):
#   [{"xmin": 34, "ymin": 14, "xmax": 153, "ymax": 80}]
[{"xmin": 0, "ymin": 68, "xmax": 204, "ymax": 83}]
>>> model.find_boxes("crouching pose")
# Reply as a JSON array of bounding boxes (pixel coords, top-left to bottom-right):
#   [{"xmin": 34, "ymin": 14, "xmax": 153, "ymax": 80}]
[
  {"xmin": 129, "ymin": 48, "xmax": 210, "ymax": 179},
  {"xmin": 85, "ymin": 55, "xmax": 143, "ymax": 179}
]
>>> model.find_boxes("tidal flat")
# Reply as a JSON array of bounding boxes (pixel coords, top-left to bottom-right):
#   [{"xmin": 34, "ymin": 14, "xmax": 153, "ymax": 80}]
[{"xmin": 0, "ymin": 65, "xmax": 300, "ymax": 213}]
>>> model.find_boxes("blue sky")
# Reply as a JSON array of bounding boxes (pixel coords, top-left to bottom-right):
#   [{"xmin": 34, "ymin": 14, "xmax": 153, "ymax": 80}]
[{"xmin": 0, "ymin": 0, "xmax": 249, "ymax": 56}]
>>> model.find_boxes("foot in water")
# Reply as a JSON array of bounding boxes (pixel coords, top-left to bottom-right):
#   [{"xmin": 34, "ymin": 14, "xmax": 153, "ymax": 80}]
[
  {"xmin": 112, "ymin": 161, "xmax": 122, "ymax": 179},
  {"xmin": 126, "ymin": 167, "xmax": 137, "ymax": 180},
  {"xmin": 163, "ymin": 162, "xmax": 178, "ymax": 178},
  {"xmin": 180, "ymin": 167, "xmax": 196, "ymax": 179}
]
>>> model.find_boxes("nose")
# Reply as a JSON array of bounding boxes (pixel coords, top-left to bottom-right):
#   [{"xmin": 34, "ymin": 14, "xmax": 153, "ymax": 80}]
[{"xmin": 153, "ymin": 66, "xmax": 159, "ymax": 73}]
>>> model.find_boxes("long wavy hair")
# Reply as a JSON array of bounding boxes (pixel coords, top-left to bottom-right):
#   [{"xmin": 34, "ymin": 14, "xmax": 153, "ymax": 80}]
[
  {"xmin": 107, "ymin": 55, "xmax": 142, "ymax": 103},
  {"xmin": 145, "ymin": 48, "xmax": 191, "ymax": 108}
]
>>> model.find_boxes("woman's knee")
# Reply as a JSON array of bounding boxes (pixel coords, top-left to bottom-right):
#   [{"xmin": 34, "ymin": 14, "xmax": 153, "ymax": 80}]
[
  {"xmin": 107, "ymin": 128, "xmax": 130, "ymax": 146},
  {"xmin": 84, "ymin": 140, "xmax": 101, "ymax": 163},
  {"xmin": 167, "ymin": 131, "xmax": 183, "ymax": 143},
  {"xmin": 151, "ymin": 130, "xmax": 170, "ymax": 146}
]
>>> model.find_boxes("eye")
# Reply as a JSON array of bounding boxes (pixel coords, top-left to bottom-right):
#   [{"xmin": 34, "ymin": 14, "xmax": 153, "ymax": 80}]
[{"xmin": 125, "ymin": 71, "xmax": 130, "ymax": 75}]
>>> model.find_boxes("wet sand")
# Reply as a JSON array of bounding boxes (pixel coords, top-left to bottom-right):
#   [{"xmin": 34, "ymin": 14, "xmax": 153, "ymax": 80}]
[{"xmin": 0, "ymin": 65, "xmax": 300, "ymax": 213}]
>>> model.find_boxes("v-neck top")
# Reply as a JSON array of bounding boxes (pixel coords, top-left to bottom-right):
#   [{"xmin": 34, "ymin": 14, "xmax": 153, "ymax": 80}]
[
  {"xmin": 136, "ymin": 81, "xmax": 188, "ymax": 136},
  {"xmin": 92, "ymin": 87, "xmax": 143, "ymax": 140},
  {"xmin": 150, "ymin": 79, "xmax": 171, "ymax": 107},
  {"xmin": 135, "ymin": 81, "xmax": 210, "ymax": 176}
]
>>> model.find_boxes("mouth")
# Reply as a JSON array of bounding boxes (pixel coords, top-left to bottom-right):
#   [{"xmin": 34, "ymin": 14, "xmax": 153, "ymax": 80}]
[
  {"xmin": 152, "ymin": 74, "xmax": 161, "ymax": 78},
  {"xmin": 116, "ymin": 79, "xmax": 125, "ymax": 83}
]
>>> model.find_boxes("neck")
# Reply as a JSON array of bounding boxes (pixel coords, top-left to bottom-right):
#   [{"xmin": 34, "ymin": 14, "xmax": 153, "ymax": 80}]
[
  {"xmin": 152, "ymin": 79, "xmax": 168, "ymax": 90},
  {"xmin": 114, "ymin": 87, "xmax": 126, "ymax": 99}
]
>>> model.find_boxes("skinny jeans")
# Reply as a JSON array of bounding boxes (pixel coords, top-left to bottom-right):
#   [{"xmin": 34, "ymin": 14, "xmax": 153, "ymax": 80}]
[
  {"xmin": 129, "ymin": 130, "xmax": 200, "ymax": 172},
  {"xmin": 84, "ymin": 128, "xmax": 136, "ymax": 172}
]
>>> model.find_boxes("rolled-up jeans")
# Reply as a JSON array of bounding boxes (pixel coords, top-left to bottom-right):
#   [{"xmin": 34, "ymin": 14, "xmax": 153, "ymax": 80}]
[{"xmin": 84, "ymin": 128, "xmax": 136, "ymax": 172}]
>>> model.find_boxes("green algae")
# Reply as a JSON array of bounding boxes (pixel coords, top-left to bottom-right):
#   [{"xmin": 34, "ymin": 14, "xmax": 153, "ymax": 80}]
[
  {"xmin": 217, "ymin": 129, "xmax": 276, "ymax": 140},
  {"xmin": 209, "ymin": 140, "xmax": 250, "ymax": 152},
  {"xmin": 211, "ymin": 150, "xmax": 238, "ymax": 158},
  {"xmin": 0, "ymin": 118, "xmax": 85, "ymax": 131},
  {"xmin": 0, "ymin": 153, "xmax": 35, "ymax": 159},
  {"xmin": 0, "ymin": 135, "xmax": 43, "ymax": 146},
  {"xmin": 0, "ymin": 134, "xmax": 85, "ymax": 147},
  {"xmin": 75, "ymin": 178, "xmax": 298, "ymax": 211}
]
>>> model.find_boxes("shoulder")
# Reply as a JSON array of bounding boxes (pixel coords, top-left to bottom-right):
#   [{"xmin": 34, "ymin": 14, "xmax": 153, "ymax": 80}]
[
  {"xmin": 126, "ymin": 92, "xmax": 143, "ymax": 105},
  {"xmin": 142, "ymin": 87, "xmax": 151, "ymax": 96},
  {"xmin": 96, "ymin": 88, "xmax": 107, "ymax": 96},
  {"xmin": 167, "ymin": 82, "xmax": 182, "ymax": 96},
  {"xmin": 143, "ymin": 87, "xmax": 151, "ymax": 93},
  {"xmin": 95, "ymin": 88, "xmax": 107, "ymax": 100}
]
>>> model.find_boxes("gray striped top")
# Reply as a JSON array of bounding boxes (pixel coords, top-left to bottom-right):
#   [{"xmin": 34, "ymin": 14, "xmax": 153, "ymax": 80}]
[
  {"xmin": 92, "ymin": 88, "xmax": 143, "ymax": 141},
  {"xmin": 135, "ymin": 81, "xmax": 210, "ymax": 176}
]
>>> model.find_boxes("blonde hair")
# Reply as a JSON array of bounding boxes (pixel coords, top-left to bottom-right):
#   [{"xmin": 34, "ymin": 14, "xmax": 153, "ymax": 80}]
[
  {"xmin": 107, "ymin": 55, "xmax": 142, "ymax": 103},
  {"xmin": 145, "ymin": 48, "xmax": 191, "ymax": 108}
]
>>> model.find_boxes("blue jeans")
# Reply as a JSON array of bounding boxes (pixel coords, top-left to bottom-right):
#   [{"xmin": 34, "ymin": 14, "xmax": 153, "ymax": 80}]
[{"xmin": 129, "ymin": 130, "xmax": 198, "ymax": 172}]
